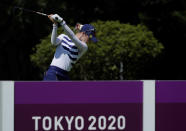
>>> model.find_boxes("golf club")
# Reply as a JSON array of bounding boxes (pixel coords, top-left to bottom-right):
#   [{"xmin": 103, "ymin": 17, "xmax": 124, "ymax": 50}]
[{"xmin": 14, "ymin": 6, "xmax": 48, "ymax": 17}]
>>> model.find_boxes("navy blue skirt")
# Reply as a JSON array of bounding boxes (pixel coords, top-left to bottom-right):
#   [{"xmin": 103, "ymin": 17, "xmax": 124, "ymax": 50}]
[{"xmin": 43, "ymin": 66, "xmax": 69, "ymax": 81}]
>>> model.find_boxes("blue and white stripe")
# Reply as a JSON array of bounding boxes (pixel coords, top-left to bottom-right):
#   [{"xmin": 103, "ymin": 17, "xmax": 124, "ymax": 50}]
[{"xmin": 61, "ymin": 36, "xmax": 78, "ymax": 62}]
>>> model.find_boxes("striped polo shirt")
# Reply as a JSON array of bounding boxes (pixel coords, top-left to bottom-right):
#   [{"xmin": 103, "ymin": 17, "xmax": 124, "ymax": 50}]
[{"xmin": 50, "ymin": 34, "xmax": 81, "ymax": 71}]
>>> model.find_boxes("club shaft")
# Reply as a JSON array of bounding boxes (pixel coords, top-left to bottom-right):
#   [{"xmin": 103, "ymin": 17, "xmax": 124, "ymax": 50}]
[
  {"xmin": 34, "ymin": 11, "xmax": 48, "ymax": 16},
  {"xmin": 15, "ymin": 6, "xmax": 48, "ymax": 16}
]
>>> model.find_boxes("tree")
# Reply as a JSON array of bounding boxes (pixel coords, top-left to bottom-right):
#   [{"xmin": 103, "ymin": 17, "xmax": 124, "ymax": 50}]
[{"xmin": 30, "ymin": 20, "xmax": 163, "ymax": 80}]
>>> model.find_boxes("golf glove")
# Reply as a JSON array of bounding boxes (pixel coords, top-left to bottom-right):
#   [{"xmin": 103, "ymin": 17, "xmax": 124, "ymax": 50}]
[{"xmin": 51, "ymin": 14, "xmax": 63, "ymax": 23}]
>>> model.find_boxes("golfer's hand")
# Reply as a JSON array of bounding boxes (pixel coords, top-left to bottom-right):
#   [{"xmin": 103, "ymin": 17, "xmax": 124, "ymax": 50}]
[
  {"xmin": 48, "ymin": 14, "xmax": 57, "ymax": 24},
  {"xmin": 49, "ymin": 14, "xmax": 63, "ymax": 23}
]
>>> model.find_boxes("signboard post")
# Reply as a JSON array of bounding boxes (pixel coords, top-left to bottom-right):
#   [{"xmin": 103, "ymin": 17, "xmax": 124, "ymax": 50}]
[{"xmin": 0, "ymin": 81, "xmax": 14, "ymax": 131}]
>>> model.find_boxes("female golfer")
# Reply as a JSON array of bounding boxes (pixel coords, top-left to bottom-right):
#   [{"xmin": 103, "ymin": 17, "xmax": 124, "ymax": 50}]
[{"xmin": 43, "ymin": 14, "xmax": 97, "ymax": 81}]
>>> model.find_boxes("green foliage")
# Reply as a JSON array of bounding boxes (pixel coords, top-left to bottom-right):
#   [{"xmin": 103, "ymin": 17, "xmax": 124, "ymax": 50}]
[
  {"xmin": 30, "ymin": 20, "xmax": 163, "ymax": 80},
  {"xmin": 30, "ymin": 36, "xmax": 55, "ymax": 72}
]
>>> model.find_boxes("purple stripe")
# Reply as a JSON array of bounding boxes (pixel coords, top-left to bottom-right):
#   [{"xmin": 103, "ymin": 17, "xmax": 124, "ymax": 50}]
[
  {"xmin": 68, "ymin": 54, "xmax": 77, "ymax": 61},
  {"xmin": 156, "ymin": 81, "xmax": 186, "ymax": 103},
  {"xmin": 62, "ymin": 45, "xmax": 78, "ymax": 55},
  {"xmin": 15, "ymin": 81, "xmax": 142, "ymax": 104},
  {"xmin": 63, "ymin": 36, "xmax": 73, "ymax": 42},
  {"xmin": 62, "ymin": 40, "xmax": 77, "ymax": 49}
]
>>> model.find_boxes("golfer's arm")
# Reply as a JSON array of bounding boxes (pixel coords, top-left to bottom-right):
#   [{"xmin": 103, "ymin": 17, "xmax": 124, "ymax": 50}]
[
  {"xmin": 51, "ymin": 24, "xmax": 61, "ymax": 46},
  {"xmin": 60, "ymin": 21, "xmax": 88, "ymax": 53}
]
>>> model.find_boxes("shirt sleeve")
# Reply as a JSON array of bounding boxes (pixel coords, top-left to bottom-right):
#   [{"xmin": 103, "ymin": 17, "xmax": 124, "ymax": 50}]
[
  {"xmin": 51, "ymin": 24, "xmax": 63, "ymax": 46},
  {"xmin": 60, "ymin": 21, "xmax": 88, "ymax": 56}
]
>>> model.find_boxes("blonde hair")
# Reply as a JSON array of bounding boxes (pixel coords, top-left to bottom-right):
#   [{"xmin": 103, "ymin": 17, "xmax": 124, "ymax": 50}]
[{"xmin": 75, "ymin": 23, "xmax": 83, "ymax": 31}]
